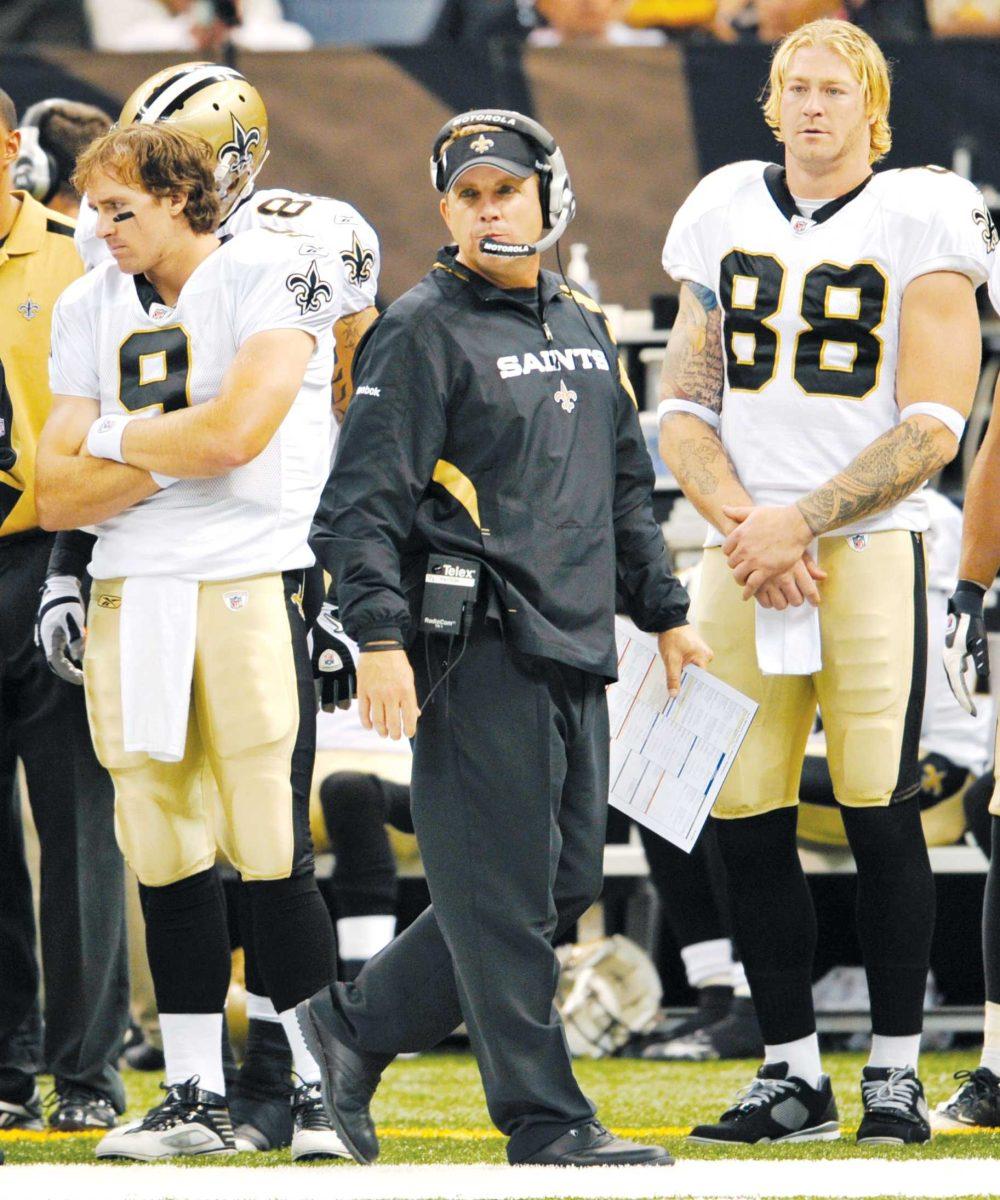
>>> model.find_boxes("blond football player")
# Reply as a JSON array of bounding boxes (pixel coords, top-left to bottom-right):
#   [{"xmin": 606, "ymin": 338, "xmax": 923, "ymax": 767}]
[
  {"xmin": 36, "ymin": 124, "xmax": 343, "ymax": 1161},
  {"xmin": 658, "ymin": 18, "xmax": 991, "ymax": 1144}
]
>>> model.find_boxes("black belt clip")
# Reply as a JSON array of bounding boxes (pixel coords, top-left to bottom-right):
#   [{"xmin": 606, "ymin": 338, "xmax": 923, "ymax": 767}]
[{"xmin": 420, "ymin": 553, "xmax": 481, "ymax": 638}]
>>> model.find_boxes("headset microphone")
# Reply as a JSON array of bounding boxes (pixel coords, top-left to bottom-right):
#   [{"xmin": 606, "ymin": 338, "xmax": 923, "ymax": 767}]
[{"xmin": 478, "ymin": 200, "xmax": 576, "ymax": 258}]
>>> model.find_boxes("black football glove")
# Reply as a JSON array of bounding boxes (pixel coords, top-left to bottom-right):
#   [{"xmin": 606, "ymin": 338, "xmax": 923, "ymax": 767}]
[
  {"xmin": 34, "ymin": 574, "xmax": 86, "ymax": 684},
  {"xmin": 309, "ymin": 602, "xmax": 358, "ymax": 712},
  {"xmin": 944, "ymin": 579, "xmax": 990, "ymax": 716}
]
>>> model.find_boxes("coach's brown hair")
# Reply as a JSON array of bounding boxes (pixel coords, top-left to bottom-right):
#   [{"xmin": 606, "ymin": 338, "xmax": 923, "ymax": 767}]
[{"xmin": 73, "ymin": 124, "xmax": 221, "ymax": 232}]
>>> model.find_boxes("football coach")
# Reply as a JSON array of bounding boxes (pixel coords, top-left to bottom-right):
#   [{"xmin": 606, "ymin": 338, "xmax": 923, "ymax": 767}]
[{"xmin": 299, "ymin": 109, "xmax": 711, "ymax": 1168}]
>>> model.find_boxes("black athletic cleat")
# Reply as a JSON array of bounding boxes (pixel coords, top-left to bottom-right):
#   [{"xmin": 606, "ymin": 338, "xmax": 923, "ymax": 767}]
[
  {"xmin": 0, "ymin": 1085, "xmax": 43, "ymax": 1132},
  {"xmin": 522, "ymin": 1120, "xmax": 673, "ymax": 1166},
  {"xmin": 290, "ymin": 1080, "xmax": 351, "ymax": 1160},
  {"xmin": 933, "ymin": 1066, "xmax": 1000, "ymax": 1131},
  {"xmin": 95, "ymin": 1079, "xmax": 236, "ymax": 1161},
  {"xmin": 621, "ymin": 986, "xmax": 733, "ymax": 1058},
  {"xmin": 689, "ymin": 1062, "xmax": 840, "ymax": 1144},
  {"xmin": 49, "ymin": 1084, "xmax": 118, "ymax": 1131},
  {"xmin": 643, "ymin": 996, "xmax": 764, "ymax": 1062},
  {"xmin": 857, "ymin": 1066, "xmax": 931, "ymax": 1144},
  {"xmin": 296, "ymin": 989, "xmax": 390, "ymax": 1164}
]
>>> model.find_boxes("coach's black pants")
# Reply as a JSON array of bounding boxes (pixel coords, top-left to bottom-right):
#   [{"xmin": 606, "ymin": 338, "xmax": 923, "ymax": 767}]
[
  {"xmin": 319, "ymin": 625, "xmax": 608, "ymax": 1162},
  {"xmin": 0, "ymin": 532, "xmax": 128, "ymax": 1108}
]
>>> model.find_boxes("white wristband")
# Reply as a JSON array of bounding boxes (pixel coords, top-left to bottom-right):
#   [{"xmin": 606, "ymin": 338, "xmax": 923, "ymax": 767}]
[
  {"xmin": 902, "ymin": 402, "xmax": 966, "ymax": 442},
  {"xmin": 86, "ymin": 413, "xmax": 136, "ymax": 463},
  {"xmin": 657, "ymin": 398, "xmax": 721, "ymax": 430}
]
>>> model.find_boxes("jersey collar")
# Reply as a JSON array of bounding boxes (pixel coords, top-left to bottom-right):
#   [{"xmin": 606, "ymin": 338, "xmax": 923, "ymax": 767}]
[
  {"xmin": 132, "ymin": 233, "xmax": 234, "ymax": 314},
  {"xmin": 3, "ymin": 192, "xmax": 49, "ymax": 257},
  {"xmin": 432, "ymin": 245, "xmax": 562, "ymax": 306},
  {"xmin": 763, "ymin": 164, "xmax": 873, "ymax": 227}
]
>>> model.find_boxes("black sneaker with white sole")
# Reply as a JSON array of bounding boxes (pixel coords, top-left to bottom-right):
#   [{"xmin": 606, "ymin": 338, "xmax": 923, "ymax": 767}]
[
  {"xmin": 932, "ymin": 1066, "xmax": 1000, "ymax": 1131},
  {"xmin": 95, "ymin": 1079, "xmax": 236, "ymax": 1161},
  {"xmin": 291, "ymin": 1081, "xmax": 351, "ymax": 1160},
  {"xmin": 688, "ymin": 1062, "xmax": 840, "ymax": 1145},
  {"xmin": 857, "ymin": 1066, "xmax": 931, "ymax": 1144}
]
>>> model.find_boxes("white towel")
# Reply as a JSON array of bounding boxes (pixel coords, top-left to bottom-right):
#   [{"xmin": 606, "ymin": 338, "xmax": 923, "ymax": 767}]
[
  {"xmin": 120, "ymin": 576, "xmax": 199, "ymax": 762},
  {"xmin": 753, "ymin": 542, "xmax": 823, "ymax": 675}
]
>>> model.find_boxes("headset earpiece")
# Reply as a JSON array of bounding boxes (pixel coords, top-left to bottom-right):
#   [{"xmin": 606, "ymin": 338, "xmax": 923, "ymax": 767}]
[{"xmin": 14, "ymin": 99, "xmax": 69, "ymax": 204}]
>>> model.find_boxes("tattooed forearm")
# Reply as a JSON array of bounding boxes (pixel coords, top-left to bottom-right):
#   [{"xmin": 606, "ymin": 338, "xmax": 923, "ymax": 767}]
[
  {"xmin": 332, "ymin": 305, "xmax": 379, "ymax": 424},
  {"xmin": 796, "ymin": 417, "xmax": 955, "ymax": 536},
  {"xmin": 659, "ymin": 282, "xmax": 724, "ymax": 414},
  {"xmin": 672, "ymin": 432, "xmax": 739, "ymax": 497}
]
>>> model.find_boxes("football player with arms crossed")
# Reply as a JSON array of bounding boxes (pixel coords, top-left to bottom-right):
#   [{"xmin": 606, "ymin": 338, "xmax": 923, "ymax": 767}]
[
  {"xmin": 937, "ymin": 212, "xmax": 1000, "ymax": 1132},
  {"xmin": 34, "ymin": 62, "xmax": 377, "ymax": 1158},
  {"xmin": 658, "ymin": 18, "xmax": 990, "ymax": 1145},
  {"xmin": 35, "ymin": 123, "xmax": 343, "ymax": 1162}
]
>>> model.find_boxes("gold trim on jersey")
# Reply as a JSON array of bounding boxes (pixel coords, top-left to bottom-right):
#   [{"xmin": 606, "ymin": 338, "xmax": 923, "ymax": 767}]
[
  {"xmin": 432, "ymin": 459, "xmax": 481, "ymax": 529},
  {"xmin": 115, "ymin": 323, "xmax": 192, "ymax": 415},
  {"xmin": 818, "ymin": 339, "xmax": 858, "ymax": 373},
  {"xmin": 720, "ymin": 246, "xmax": 787, "ymax": 395},
  {"xmin": 791, "ymin": 258, "xmax": 889, "ymax": 403},
  {"xmin": 730, "ymin": 274, "xmax": 759, "ymax": 310}
]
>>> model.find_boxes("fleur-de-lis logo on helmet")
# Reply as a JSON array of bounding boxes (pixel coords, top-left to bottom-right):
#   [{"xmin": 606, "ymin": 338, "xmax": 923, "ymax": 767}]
[
  {"xmin": 974, "ymin": 202, "xmax": 999, "ymax": 253},
  {"xmin": 341, "ymin": 233, "xmax": 376, "ymax": 287},
  {"xmin": 218, "ymin": 114, "xmax": 262, "ymax": 176},
  {"xmin": 286, "ymin": 260, "xmax": 334, "ymax": 314}
]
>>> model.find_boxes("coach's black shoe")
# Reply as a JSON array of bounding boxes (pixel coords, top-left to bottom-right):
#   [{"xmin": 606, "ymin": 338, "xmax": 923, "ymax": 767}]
[
  {"xmin": 296, "ymin": 989, "xmax": 390, "ymax": 1164},
  {"xmin": 689, "ymin": 1062, "xmax": 840, "ymax": 1144},
  {"xmin": 49, "ymin": 1084, "xmax": 118, "ymax": 1131},
  {"xmin": 857, "ymin": 1066, "xmax": 931, "ymax": 1144},
  {"xmin": 933, "ymin": 1066, "xmax": 1000, "ymax": 1131},
  {"xmin": 522, "ymin": 1120, "xmax": 673, "ymax": 1166}
]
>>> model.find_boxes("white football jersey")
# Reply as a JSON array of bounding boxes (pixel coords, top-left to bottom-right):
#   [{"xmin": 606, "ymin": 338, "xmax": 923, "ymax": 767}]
[
  {"xmin": 663, "ymin": 161, "xmax": 994, "ymax": 542},
  {"xmin": 50, "ymin": 227, "xmax": 337, "ymax": 581},
  {"xmin": 75, "ymin": 186, "xmax": 379, "ymax": 317},
  {"xmin": 986, "ymin": 208, "xmax": 1000, "ymax": 315}
]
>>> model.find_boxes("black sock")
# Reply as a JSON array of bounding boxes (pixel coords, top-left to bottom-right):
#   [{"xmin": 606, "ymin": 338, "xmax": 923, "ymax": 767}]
[
  {"xmin": 985, "ymin": 816, "xmax": 1000, "ymax": 1004},
  {"xmin": 320, "ymin": 773, "xmax": 400, "ymax": 916},
  {"xmin": 841, "ymin": 798, "xmax": 934, "ymax": 1036},
  {"xmin": 639, "ymin": 817, "xmax": 732, "ymax": 947},
  {"xmin": 245, "ymin": 873, "xmax": 336, "ymax": 1014},
  {"xmin": 139, "ymin": 867, "xmax": 230, "ymax": 1013},
  {"xmin": 714, "ymin": 808, "xmax": 817, "ymax": 1044},
  {"xmin": 237, "ymin": 1018, "xmax": 293, "ymax": 1097}
]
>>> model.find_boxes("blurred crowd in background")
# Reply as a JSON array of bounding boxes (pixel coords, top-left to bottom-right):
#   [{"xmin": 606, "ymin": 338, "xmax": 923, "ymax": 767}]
[{"xmin": 3, "ymin": 0, "xmax": 999, "ymax": 55}]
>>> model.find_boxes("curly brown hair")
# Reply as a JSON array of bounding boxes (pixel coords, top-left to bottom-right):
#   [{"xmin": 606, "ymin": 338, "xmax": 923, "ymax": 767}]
[{"xmin": 72, "ymin": 124, "xmax": 220, "ymax": 233}]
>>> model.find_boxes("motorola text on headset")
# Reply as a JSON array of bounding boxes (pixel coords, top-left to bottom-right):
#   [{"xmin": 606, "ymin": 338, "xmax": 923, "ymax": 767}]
[{"xmin": 429, "ymin": 109, "xmax": 576, "ymax": 258}]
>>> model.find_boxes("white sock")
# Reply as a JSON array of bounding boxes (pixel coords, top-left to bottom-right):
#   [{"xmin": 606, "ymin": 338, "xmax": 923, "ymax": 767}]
[
  {"xmin": 337, "ymin": 915, "xmax": 396, "ymax": 962},
  {"xmin": 680, "ymin": 938, "xmax": 734, "ymax": 990},
  {"xmin": 160, "ymin": 1012, "xmax": 226, "ymax": 1097},
  {"xmin": 868, "ymin": 1033, "xmax": 920, "ymax": 1072},
  {"xmin": 245, "ymin": 992, "xmax": 281, "ymax": 1023},
  {"xmin": 766, "ymin": 1033, "xmax": 822, "ymax": 1089},
  {"xmin": 731, "ymin": 960, "xmax": 751, "ymax": 998},
  {"xmin": 981, "ymin": 1001, "xmax": 1000, "ymax": 1075},
  {"xmin": 279, "ymin": 1007, "xmax": 320, "ymax": 1084}
]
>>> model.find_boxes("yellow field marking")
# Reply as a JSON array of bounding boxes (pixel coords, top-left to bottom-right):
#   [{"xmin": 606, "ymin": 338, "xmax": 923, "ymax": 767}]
[{"xmin": 2, "ymin": 1123, "xmax": 993, "ymax": 1143}]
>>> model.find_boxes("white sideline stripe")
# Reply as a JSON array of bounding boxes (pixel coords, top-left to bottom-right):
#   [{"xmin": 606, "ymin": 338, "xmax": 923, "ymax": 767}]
[{"xmin": 5, "ymin": 1159, "xmax": 1000, "ymax": 1200}]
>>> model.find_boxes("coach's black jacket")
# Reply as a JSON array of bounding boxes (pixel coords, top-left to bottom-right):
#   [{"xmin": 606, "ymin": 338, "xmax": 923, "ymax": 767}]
[{"xmin": 310, "ymin": 246, "xmax": 689, "ymax": 680}]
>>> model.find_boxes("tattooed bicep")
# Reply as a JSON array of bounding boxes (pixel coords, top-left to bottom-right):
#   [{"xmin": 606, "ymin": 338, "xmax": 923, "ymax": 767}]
[{"xmin": 659, "ymin": 282, "xmax": 724, "ymax": 415}]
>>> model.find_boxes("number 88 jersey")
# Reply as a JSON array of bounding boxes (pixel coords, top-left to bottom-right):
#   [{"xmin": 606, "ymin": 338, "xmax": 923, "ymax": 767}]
[{"xmin": 662, "ymin": 160, "xmax": 994, "ymax": 539}]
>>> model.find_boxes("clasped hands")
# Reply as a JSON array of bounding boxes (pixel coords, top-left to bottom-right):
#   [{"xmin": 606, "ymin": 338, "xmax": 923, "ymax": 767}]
[{"xmin": 720, "ymin": 503, "xmax": 826, "ymax": 609}]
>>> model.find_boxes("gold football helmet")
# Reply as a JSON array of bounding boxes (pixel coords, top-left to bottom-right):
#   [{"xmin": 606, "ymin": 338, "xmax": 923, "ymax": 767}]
[{"xmin": 118, "ymin": 62, "xmax": 269, "ymax": 219}]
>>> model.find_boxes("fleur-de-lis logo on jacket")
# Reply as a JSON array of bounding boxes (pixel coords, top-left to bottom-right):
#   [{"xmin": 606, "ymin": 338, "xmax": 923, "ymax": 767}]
[
  {"xmin": 286, "ymin": 260, "xmax": 334, "ymax": 314},
  {"xmin": 218, "ymin": 115, "xmax": 261, "ymax": 175},
  {"xmin": 340, "ymin": 233, "xmax": 376, "ymax": 287}
]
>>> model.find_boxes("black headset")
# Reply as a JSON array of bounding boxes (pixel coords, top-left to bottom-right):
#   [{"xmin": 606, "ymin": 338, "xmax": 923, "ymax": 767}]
[
  {"xmin": 429, "ymin": 109, "xmax": 576, "ymax": 256},
  {"xmin": 13, "ymin": 99, "xmax": 69, "ymax": 204}
]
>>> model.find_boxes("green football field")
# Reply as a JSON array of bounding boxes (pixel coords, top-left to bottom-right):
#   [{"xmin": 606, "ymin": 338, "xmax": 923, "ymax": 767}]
[{"xmin": 3, "ymin": 1048, "xmax": 999, "ymax": 1168}]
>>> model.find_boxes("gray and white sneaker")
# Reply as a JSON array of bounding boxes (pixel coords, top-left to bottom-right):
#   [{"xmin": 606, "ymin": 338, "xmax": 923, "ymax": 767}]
[
  {"xmin": 689, "ymin": 1062, "xmax": 840, "ymax": 1144},
  {"xmin": 95, "ymin": 1079, "xmax": 236, "ymax": 1161},
  {"xmin": 0, "ymin": 1086, "xmax": 43, "ymax": 1131},
  {"xmin": 291, "ymin": 1081, "xmax": 352, "ymax": 1161}
]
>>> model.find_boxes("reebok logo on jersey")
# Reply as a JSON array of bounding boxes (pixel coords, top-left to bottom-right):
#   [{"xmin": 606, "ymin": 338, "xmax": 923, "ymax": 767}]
[
  {"xmin": 355, "ymin": 385, "xmax": 381, "ymax": 398},
  {"xmin": 97, "ymin": 594, "xmax": 121, "ymax": 609},
  {"xmin": 497, "ymin": 347, "xmax": 610, "ymax": 380}
]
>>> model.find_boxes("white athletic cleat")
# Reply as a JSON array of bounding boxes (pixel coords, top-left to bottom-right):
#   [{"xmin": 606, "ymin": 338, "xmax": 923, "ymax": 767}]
[{"xmin": 95, "ymin": 1079, "xmax": 236, "ymax": 1161}]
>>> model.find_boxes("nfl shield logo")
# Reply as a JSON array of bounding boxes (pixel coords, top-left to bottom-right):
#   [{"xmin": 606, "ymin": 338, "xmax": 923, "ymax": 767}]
[
  {"xmin": 847, "ymin": 534, "xmax": 869, "ymax": 552},
  {"xmin": 223, "ymin": 590, "xmax": 249, "ymax": 611}
]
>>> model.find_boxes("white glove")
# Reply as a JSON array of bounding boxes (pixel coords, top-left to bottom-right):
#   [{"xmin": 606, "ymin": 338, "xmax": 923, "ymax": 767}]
[{"xmin": 35, "ymin": 574, "xmax": 86, "ymax": 684}]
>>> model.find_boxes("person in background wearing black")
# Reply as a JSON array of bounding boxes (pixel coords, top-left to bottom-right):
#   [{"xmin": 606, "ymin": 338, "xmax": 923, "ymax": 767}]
[{"xmin": 298, "ymin": 109, "xmax": 711, "ymax": 1168}]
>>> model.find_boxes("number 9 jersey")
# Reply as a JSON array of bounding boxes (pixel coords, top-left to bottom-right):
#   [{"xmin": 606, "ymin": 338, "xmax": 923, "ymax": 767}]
[
  {"xmin": 48, "ymin": 227, "xmax": 338, "ymax": 580},
  {"xmin": 662, "ymin": 160, "xmax": 995, "ymax": 541}
]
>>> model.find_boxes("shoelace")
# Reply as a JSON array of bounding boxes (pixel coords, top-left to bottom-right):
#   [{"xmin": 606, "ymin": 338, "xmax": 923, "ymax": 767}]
[
  {"xmin": 724, "ymin": 1076, "xmax": 797, "ymax": 1118},
  {"xmin": 292, "ymin": 1082, "xmax": 334, "ymax": 1131},
  {"xmin": 861, "ymin": 1069, "xmax": 921, "ymax": 1116},
  {"xmin": 951, "ymin": 1068, "xmax": 1000, "ymax": 1103}
]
